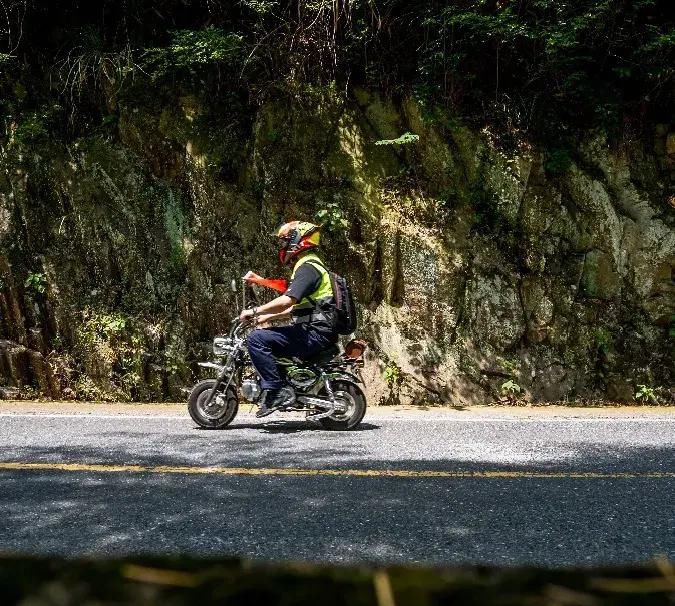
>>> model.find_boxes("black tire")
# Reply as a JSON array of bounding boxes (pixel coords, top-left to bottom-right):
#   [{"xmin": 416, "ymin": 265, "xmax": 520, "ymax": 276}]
[
  {"xmin": 318, "ymin": 380, "xmax": 367, "ymax": 431},
  {"xmin": 188, "ymin": 379, "xmax": 239, "ymax": 429}
]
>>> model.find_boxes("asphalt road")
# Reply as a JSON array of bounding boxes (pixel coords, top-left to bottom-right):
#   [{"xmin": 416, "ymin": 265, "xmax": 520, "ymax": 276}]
[{"xmin": 0, "ymin": 404, "xmax": 674, "ymax": 567}]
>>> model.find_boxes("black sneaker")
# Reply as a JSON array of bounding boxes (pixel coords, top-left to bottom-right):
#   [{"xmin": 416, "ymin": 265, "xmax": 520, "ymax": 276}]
[{"xmin": 256, "ymin": 387, "xmax": 295, "ymax": 418}]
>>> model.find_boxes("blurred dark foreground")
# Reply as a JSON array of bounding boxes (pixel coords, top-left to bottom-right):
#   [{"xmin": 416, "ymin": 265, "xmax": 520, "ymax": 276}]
[{"xmin": 1, "ymin": 555, "xmax": 675, "ymax": 605}]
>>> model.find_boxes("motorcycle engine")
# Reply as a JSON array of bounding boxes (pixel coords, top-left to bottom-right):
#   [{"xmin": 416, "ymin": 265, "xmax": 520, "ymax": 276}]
[
  {"xmin": 287, "ymin": 367, "xmax": 318, "ymax": 390},
  {"xmin": 241, "ymin": 379, "xmax": 262, "ymax": 402}
]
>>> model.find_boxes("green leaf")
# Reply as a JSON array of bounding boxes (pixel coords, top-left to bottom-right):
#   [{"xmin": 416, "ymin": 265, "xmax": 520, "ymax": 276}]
[{"xmin": 375, "ymin": 132, "xmax": 420, "ymax": 146}]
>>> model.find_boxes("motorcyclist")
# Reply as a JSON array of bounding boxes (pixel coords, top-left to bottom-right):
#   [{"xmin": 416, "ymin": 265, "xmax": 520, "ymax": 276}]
[{"xmin": 239, "ymin": 221, "xmax": 338, "ymax": 417}]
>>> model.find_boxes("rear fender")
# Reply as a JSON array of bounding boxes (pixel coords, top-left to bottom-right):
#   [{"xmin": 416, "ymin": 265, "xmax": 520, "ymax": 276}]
[{"xmin": 326, "ymin": 371, "xmax": 362, "ymax": 384}]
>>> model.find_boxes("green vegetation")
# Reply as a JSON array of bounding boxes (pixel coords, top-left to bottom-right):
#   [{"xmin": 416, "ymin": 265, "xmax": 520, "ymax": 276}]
[
  {"xmin": 0, "ymin": 1, "xmax": 670, "ymax": 138},
  {"xmin": 142, "ymin": 28, "xmax": 244, "ymax": 78},
  {"xmin": 73, "ymin": 310, "xmax": 144, "ymax": 401},
  {"xmin": 499, "ymin": 380, "xmax": 526, "ymax": 405},
  {"xmin": 53, "ymin": 27, "xmax": 136, "ymax": 103},
  {"xmin": 383, "ymin": 360, "xmax": 402, "ymax": 389},
  {"xmin": 24, "ymin": 272, "xmax": 47, "ymax": 294},
  {"xmin": 500, "ymin": 379, "xmax": 521, "ymax": 397},
  {"xmin": 544, "ymin": 148, "xmax": 573, "ymax": 176},
  {"xmin": 3, "ymin": 555, "xmax": 675, "ymax": 606},
  {"xmin": 415, "ymin": 0, "xmax": 673, "ymax": 136},
  {"xmin": 375, "ymin": 132, "xmax": 419, "ymax": 146},
  {"xmin": 14, "ymin": 113, "xmax": 49, "ymax": 145},
  {"xmin": 496, "ymin": 356, "xmax": 519, "ymax": 375},
  {"xmin": 594, "ymin": 328, "xmax": 613, "ymax": 355},
  {"xmin": 162, "ymin": 190, "xmax": 188, "ymax": 272},
  {"xmin": 315, "ymin": 201, "xmax": 349, "ymax": 232},
  {"xmin": 635, "ymin": 384, "xmax": 658, "ymax": 404},
  {"xmin": 0, "ymin": 1, "xmax": 672, "ymax": 404}
]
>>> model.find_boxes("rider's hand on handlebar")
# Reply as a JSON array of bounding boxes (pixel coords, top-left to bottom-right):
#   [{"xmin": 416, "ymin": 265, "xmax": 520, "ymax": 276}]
[{"xmin": 239, "ymin": 308, "xmax": 256, "ymax": 324}]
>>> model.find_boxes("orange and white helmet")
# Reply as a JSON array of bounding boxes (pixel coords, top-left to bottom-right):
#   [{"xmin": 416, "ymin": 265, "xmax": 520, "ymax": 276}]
[{"xmin": 275, "ymin": 221, "xmax": 321, "ymax": 265}]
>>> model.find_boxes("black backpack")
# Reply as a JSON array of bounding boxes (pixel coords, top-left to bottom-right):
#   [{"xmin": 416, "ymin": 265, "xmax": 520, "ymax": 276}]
[{"xmin": 307, "ymin": 261, "xmax": 358, "ymax": 335}]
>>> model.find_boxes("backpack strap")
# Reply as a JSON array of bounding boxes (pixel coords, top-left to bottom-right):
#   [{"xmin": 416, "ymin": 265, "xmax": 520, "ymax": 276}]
[{"xmin": 303, "ymin": 260, "xmax": 329, "ymax": 309}]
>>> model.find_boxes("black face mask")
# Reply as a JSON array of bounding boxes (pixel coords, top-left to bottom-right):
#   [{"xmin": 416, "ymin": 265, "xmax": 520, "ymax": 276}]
[{"xmin": 277, "ymin": 236, "xmax": 291, "ymax": 265}]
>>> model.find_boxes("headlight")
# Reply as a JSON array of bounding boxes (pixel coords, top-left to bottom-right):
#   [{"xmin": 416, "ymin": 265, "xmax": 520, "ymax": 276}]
[{"xmin": 213, "ymin": 336, "xmax": 233, "ymax": 356}]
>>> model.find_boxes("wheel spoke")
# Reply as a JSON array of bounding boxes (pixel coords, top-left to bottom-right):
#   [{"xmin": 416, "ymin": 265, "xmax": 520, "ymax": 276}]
[
  {"xmin": 189, "ymin": 380, "xmax": 239, "ymax": 429},
  {"xmin": 329, "ymin": 390, "xmax": 357, "ymax": 422}
]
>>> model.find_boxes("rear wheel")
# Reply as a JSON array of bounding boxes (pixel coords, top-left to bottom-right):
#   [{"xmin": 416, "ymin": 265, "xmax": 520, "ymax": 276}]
[
  {"xmin": 188, "ymin": 379, "xmax": 238, "ymax": 429},
  {"xmin": 318, "ymin": 380, "xmax": 367, "ymax": 431}
]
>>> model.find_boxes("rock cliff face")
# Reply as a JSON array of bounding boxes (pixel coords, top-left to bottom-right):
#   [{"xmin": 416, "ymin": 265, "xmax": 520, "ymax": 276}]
[{"xmin": 0, "ymin": 85, "xmax": 673, "ymax": 403}]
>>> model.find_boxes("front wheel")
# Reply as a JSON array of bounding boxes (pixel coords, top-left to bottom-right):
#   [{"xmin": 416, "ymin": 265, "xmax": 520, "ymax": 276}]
[
  {"xmin": 318, "ymin": 380, "xmax": 367, "ymax": 431},
  {"xmin": 188, "ymin": 379, "xmax": 238, "ymax": 429}
]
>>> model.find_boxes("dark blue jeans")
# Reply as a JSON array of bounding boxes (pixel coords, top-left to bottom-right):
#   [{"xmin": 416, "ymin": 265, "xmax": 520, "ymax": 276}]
[{"xmin": 246, "ymin": 325, "xmax": 336, "ymax": 389}]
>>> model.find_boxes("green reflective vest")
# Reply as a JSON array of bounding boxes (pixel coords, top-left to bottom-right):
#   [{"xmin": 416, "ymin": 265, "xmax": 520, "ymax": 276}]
[{"xmin": 290, "ymin": 253, "xmax": 334, "ymax": 321}]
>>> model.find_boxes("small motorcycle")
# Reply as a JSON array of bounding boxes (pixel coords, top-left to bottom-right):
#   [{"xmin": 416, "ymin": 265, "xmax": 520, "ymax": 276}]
[{"xmin": 187, "ymin": 282, "xmax": 367, "ymax": 430}]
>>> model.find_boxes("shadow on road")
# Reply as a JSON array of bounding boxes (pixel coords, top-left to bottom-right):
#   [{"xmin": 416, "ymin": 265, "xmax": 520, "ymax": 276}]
[
  {"xmin": 0, "ymin": 446, "xmax": 673, "ymax": 565},
  {"xmin": 0, "ymin": 416, "xmax": 674, "ymax": 565},
  {"xmin": 214, "ymin": 421, "xmax": 380, "ymax": 434}
]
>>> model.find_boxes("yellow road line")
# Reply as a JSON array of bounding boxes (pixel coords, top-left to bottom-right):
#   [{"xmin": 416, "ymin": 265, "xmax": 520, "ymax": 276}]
[{"xmin": 0, "ymin": 462, "xmax": 673, "ymax": 479}]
